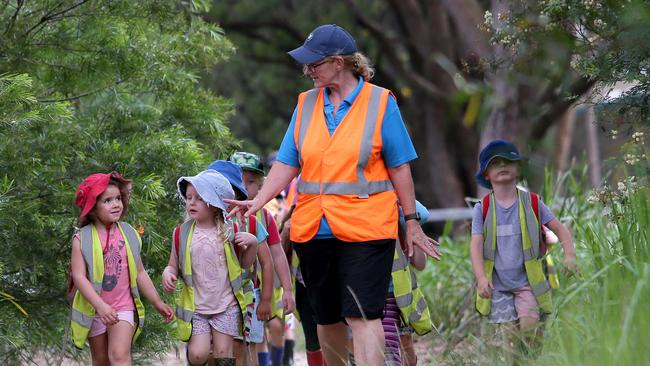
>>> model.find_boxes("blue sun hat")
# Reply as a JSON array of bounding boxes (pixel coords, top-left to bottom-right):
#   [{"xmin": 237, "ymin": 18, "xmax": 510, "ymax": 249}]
[
  {"xmin": 177, "ymin": 170, "xmax": 234, "ymax": 213},
  {"xmin": 288, "ymin": 24, "xmax": 357, "ymax": 64},
  {"xmin": 207, "ymin": 160, "xmax": 248, "ymax": 199},
  {"xmin": 476, "ymin": 140, "xmax": 527, "ymax": 189}
]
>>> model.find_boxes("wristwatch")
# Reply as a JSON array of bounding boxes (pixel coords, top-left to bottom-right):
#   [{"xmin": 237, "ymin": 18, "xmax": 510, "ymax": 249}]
[{"xmin": 404, "ymin": 212, "xmax": 421, "ymax": 221}]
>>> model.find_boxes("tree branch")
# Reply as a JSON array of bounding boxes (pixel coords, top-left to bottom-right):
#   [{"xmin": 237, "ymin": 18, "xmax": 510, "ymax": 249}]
[
  {"xmin": 38, "ymin": 79, "xmax": 126, "ymax": 103},
  {"xmin": 24, "ymin": 0, "xmax": 91, "ymax": 36},
  {"xmin": 530, "ymin": 76, "xmax": 596, "ymax": 139},
  {"xmin": 3, "ymin": 0, "xmax": 24, "ymax": 36},
  {"xmin": 202, "ymin": 16, "xmax": 304, "ymax": 43},
  {"xmin": 439, "ymin": 0, "xmax": 491, "ymax": 60},
  {"xmin": 344, "ymin": 0, "xmax": 447, "ymax": 101},
  {"xmin": 387, "ymin": 0, "xmax": 428, "ymax": 60}
]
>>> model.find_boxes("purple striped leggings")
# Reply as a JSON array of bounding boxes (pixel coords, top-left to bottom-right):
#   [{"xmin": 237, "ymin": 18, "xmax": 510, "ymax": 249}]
[{"xmin": 383, "ymin": 292, "xmax": 402, "ymax": 366}]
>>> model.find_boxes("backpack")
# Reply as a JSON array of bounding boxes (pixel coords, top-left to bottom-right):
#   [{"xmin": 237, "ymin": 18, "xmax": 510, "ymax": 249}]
[{"xmin": 481, "ymin": 191, "xmax": 547, "ymax": 258}]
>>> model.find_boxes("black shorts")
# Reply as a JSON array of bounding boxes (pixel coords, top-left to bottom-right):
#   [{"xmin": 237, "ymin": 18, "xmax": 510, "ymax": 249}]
[{"xmin": 293, "ymin": 238, "xmax": 396, "ymax": 325}]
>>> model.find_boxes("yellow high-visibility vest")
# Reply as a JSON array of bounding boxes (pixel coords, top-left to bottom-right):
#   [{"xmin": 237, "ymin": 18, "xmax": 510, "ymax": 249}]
[
  {"xmin": 476, "ymin": 190, "xmax": 552, "ymax": 316},
  {"xmin": 174, "ymin": 220, "xmax": 251, "ymax": 341},
  {"xmin": 391, "ymin": 241, "xmax": 433, "ymax": 335},
  {"xmin": 70, "ymin": 222, "xmax": 145, "ymax": 348}
]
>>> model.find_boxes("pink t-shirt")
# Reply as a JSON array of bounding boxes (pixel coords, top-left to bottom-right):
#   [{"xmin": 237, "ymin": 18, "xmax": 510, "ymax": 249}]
[
  {"xmin": 188, "ymin": 226, "xmax": 237, "ymax": 314},
  {"xmin": 75, "ymin": 226, "xmax": 135, "ymax": 311}
]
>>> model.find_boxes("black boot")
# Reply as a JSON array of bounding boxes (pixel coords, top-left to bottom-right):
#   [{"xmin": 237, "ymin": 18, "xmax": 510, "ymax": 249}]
[
  {"xmin": 214, "ymin": 358, "xmax": 236, "ymax": 366},
  {"xmin": 283, "ymin": 339, "xmax": 295, "ymax": 366}
]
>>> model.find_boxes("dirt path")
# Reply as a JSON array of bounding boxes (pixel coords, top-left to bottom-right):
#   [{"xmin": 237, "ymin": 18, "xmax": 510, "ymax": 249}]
[
  {"xmin": 55, "ymin": 344, "xmax": 308, "ymax": 365},
  {"xmin": 153, "ymin": 347, "xmax": 307, "ymax": 365}
]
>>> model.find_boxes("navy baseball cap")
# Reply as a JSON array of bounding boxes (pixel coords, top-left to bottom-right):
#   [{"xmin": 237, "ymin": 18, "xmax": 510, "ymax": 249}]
[
  {"xmin": 207, "ymin": 160, "xmax": 248, "ymax": 199},
  {"xmin": 288, "ymin": 24, "xmax": 358, "ymax": 64},
  {"xmin": 476, "ymin": 140, "xmax": 527, "ymax": 189}
]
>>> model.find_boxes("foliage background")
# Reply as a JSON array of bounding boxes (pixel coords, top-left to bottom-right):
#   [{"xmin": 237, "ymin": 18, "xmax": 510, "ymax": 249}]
[
  {"xmin": 0, "ymin": 0, "xmax": 648, "ymax": 365},
  {"xmin": 204, "ymin": 0, "xmax": 649, "ymax": 210},
  {"xmin": 0, "ymin": 0, "xmax": 238, "ymax": 363}
]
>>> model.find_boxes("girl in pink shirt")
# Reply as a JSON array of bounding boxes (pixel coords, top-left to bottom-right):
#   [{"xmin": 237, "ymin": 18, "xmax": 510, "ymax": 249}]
[{"xmin": 70, "ymin": 172, "xmax": 173, "ymax": 365}]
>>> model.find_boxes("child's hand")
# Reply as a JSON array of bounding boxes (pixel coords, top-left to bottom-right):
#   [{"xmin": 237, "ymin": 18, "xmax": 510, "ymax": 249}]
[
  {"xmin": 282, "ymin": 290, "xmax": 296, "ymax": 315},
  {"xmin": 256, "ymin": 298, "xmax": 272, "ymax": 321},
  {"xmin": 477, "ymin": 277, "xmax": 493, "ymax": 299},
  {"xmin": 162, "ymin": 267, "xmax": 177, "ymax": 292},
  {"xmin": 235, "ymin": 232, "xmax": 257, "ymax": 250},
  {"xmin": 155, "ymin": 301, "xmax": 174, "ymax": 323},
  {"xmin": 97, "ymin": 302, "xmax": 119, "ymax": 326},
  {"xmin": 563, "ymin": 254, "xmax": 578, "ymax": 275}
]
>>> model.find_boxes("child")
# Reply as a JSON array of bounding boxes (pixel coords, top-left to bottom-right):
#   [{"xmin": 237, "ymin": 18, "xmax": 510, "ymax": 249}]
[
  {"xmin": 207, "ymin": 159, "xmax": 274, "ymax": 366},
  {"xmin": 229, "ymin": 152, "xmax": 296, "ymax": 366},
  {"xmin": 279, "ymin": 180, "xmax": 327, "ymax": 366},
  {"xmin": 383, "ymin": 201, "xmax": 432, "ymax": 366},
  {"xmin": 69, "ymin": 172, "xmax": 173, "ymax": 364},
  {"xmin": 162, "ymin": 170, "xmax": 258, "ymax": 366},
  {"xmin": 470, "ymin": 140, "xmax": 577, "ymax": 333}
]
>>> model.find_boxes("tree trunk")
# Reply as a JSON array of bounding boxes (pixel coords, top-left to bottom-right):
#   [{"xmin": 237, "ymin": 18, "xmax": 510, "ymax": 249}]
[
  {"xmin": 423, "ymin": 102, "xmax": 466, "ymax": 209},
  {"xmin": 585, "ymin": 105, "xmax": 602, "ymax": 187},
  {"xmin": 555, "ymin": 108, "xmax": 576, "ymax": 173}
]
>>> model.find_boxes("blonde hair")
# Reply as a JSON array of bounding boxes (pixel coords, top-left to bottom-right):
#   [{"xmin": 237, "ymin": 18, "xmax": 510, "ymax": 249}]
[
  {"xmin": 181, "ymin": 205, "xmax": 230, "ymax": 242},
  {"xmin": 341, "ymin": 52, "xmax": 375, "ymax": 81}
]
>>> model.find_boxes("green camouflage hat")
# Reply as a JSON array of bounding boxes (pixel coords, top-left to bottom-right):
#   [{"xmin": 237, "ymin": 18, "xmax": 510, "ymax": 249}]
[{"xmin": 230, "ymin": 151, "xmax": 265, "ymax": 175}]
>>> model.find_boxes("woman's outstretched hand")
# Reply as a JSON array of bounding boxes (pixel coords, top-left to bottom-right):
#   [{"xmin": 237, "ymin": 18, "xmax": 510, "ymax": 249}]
[{"xmin": 224, "ymin": 197, "xmax": 263, "ymax": 219}]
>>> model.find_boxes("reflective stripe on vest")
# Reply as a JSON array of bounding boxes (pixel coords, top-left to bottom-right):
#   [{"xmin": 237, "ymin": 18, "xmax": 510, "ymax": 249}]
[
  {"xmin": 391, "ymin": 241, "xmax": 433, "ymax": 335},
  {"xmin": 546, "ymin": 252, "xmax": 560, "ymax": 289},
  {"xmin": 175, "ymin": 220, "xmax": 250, "ymax": 342},
  {"xmin": 476, "ymin": 190, "xmax": 553, "ymax": 316},
  {"xmin": 70, "ymin": 222, "xmax": 145, "ymax": 349},
  {"xmin": 291, "ymin": 83, "xmax": 398, "ymax": 242}
]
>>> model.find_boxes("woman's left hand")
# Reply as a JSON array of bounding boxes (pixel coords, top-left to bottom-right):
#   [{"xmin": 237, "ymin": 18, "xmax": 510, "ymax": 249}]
[
  {"xmin": 406, "ymin": 220, "xmax": 441, "ymax": 260},
  {"xmin": 225, "ymin": 197, "xmax": 264, "ymax": 219}
]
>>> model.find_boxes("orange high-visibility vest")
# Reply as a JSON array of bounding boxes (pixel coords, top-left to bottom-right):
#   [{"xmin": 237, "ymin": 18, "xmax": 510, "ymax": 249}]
[{"xmin": 290, "ymin": 82, "xmax": 399, "ymax": 243}]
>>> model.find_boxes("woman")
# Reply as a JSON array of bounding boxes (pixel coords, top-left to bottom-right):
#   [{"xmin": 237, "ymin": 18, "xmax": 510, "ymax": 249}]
[{"xmin": 226, "ymin": 24, "xmax": 441, "ymax": 366}]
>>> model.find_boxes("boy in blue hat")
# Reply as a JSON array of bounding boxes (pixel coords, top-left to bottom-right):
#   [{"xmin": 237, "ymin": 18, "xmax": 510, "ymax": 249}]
[{"xmin": 469, "ymin": 140, "xmax": 576, "ymax": 334}]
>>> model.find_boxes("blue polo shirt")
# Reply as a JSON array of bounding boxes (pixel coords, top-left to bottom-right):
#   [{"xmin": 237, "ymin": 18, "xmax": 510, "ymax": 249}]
[{"xmin": 277, "ymin": 77, "xmax": 417, "ymax": 239}]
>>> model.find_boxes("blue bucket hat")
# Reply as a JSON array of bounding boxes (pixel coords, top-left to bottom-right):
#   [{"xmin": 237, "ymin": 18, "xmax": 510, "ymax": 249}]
[
  {"xmin": 207, "ymin": 160, "xmax": 248, "ymax": 199},
  {"xmin": 476, "ymin": 140, "xmax": 527, "ymax": 189},
  {"xmin": 288, "ymin": 24, "xmax": 358, "ymax": 64},
  {"xmin": 177, "ymin": 170, "xmax": 234, "ymax": 213}
]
